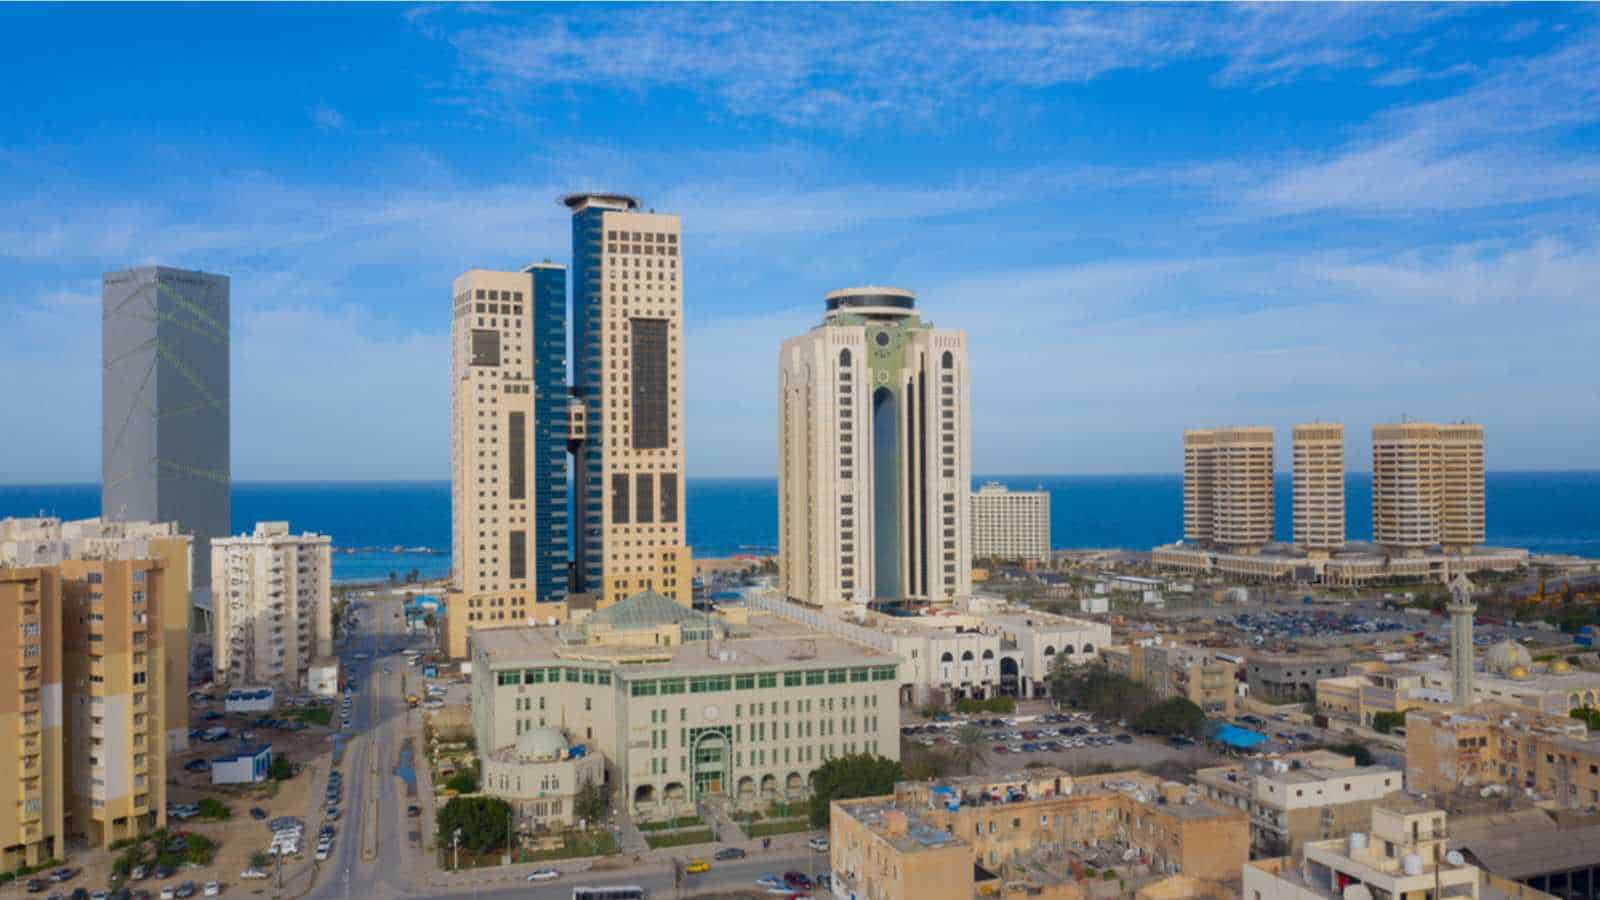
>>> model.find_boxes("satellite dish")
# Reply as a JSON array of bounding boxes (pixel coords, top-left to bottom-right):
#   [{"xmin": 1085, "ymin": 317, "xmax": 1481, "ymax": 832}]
[{"xmin": 1446, "ymin": 850, "xmax": 1465, "ymax": 867}]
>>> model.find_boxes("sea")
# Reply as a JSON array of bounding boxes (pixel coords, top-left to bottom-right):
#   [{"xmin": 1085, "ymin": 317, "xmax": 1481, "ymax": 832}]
[{"xmin": 2, "ymin": 472, "xmax": 1596, "ymax": 583}]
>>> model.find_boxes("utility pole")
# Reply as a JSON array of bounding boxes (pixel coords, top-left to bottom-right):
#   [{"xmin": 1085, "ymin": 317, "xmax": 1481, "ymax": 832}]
[{"xmin": 453, "ymin": 828, "xmax": 462, "ymax": 872}]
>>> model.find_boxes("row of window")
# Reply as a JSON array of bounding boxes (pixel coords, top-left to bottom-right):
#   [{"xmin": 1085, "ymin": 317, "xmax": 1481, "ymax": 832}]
[
  {"xmin": 497, "ymin": 667, "xmax": 614, "ymax": 686},
  {"xmin": 628, "ymin": 665, "xmax": 896, "ymax": 696}
]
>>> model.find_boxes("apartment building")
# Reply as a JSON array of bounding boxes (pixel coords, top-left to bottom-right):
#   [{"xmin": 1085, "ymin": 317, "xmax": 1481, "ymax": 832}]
[
  {"xmin": 1183, "ymin": 426, "xmax": 1274, "ymax": 554},
  {"xmin": 211, "ymin": 523, "xmax": 332, "ymax": 688},
  {"xmin": 566, "ymin": 193, "xmax": 693, "ymax": 608},
  {"xmin": 1196, "ymin": 750, "xmax": 1403, "ymax": 858},
  {"xmin": 1104, "ymin": 640, "xmax": 1238, "ymax": 717},
  {"xmin": 970, "ymin": 483, "xmax": 1050, "ymax": 563},
  {"xmin": 0, "ymin": 517, "xmax": 191, "ymax": 855},
  {"xmin": 1291, "ymin": 423, "xmax": 1344, "ymax": 555},
  {"xmin": 1405, "ymin": 703, "xmax": 1600, "ymax": 809},
  {"xmin": 471, "ymin": 591, "xmax": 900, "ymax": 823},
  {"xmin": 831, "ymin": 768, "xmax": 1249, "ymax": 900},
  {"xmin": 1245, "ymin": 651, "xmax": 1351, "ymax": 704},
  {"xmin": 778, "ymin": 286, "xmax": 971, "ymax": 609},
  {"xmin": 1372, "ymin": 422, "xmax": 1485, "ymax": 555},
  {"xmin": 102, "ymin": 266, "xmax": 229, "ymax": 610},
  {"xmin": 445, "ymin": 264, "xmax": 569, "ymax": 659},
  {"xmin": 1243, "ymin": 802, "xmax": 1534, "ymax": 900}
]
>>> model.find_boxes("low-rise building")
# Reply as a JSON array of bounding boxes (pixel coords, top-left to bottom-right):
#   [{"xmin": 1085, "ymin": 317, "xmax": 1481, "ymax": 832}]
[
  {"xmin": 1243, "ymin": 801, "xmax": 1552, "ymax": 900},
  {"xmin": 1196, "ymin": 750, "xmax": 1403, "ymax": 858},
  {"xmin": 211, "ymin": 744, "xmax": 273, "ymax": 785},
  {"xmin": 1318, "ymin": 649, "xmax": 1600, "ymax": 727},
  {"xmin": 831, "ymin": 768, "xmax": 1248, "ymax": 900},
  {"xmin": 306, "ymin": 657, "xmax": 340, "ymax": 698},
  {"xmin": 471, "ymin": 591, "xmax": 900, "ymax": 823},
  {"xmin": 1405, "ymin": 703, "xmax": 1600, "ymax": 808},
  {"xmin": 481, "ymin": 727, "xmax": 606, "ymax": 831},
  {"xmin": 1246, "ymin": 651, "xmax": 1351, "ymax": 704},
  {"xmin": 1153, "ymin": 541, "xmax": 1528, "ymax": 585},
  {"xmin": 1104, "ymin": 640, "xmax": 1238, "ymax": 717}
]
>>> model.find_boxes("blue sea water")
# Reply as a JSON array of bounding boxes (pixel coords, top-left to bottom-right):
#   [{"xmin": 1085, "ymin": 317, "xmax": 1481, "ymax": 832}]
[{"xmin": 2, "ymin": 472, "xmax": 1596, "ymax": 581}]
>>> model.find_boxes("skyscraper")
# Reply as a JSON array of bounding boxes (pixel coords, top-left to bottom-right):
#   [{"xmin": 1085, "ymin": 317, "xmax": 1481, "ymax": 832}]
[
  {"xmin": 564, "ymin": 193, "xmax": 692, "ymax": 607},
  {"xmin": 1372, "ymin": 422, "xmax": 1484, "ymax": 555},
  {"xmin": 778, "ymin": 286, "xmax": 971, "ymax": 608},
  {"xmin": 970, "ymin": 483, "xmax": 1050, "ymax": 563},
  {"xmin": 1182, "ymin": 427, "xmax": 1274, "ymax": 554},
  {"xmin": 1292, "ymin": 423, "xmax": 1345, "ymax": 555},
  {"xmin": 101, "ymin": 265, "xmax": 230, "ymax": 604},
  {"xmin": 445, "ymin": 264, "xmax": 568, "ymax": 658}
]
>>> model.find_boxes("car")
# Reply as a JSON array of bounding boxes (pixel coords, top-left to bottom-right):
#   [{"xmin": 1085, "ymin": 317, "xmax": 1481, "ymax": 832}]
[
  {"xmin": 238, "ymin": 870, "xmax": 268, "ymax": 881},
  {"xmin": 154, "ymin": 866, "xmax": 176, "ymax": 880},
  {"xmin": 714, "ymin": 847, "xmax": 747, "ymax": 861},
  {"xmin": 406, "ymin": 805, "xmax": 421, "ymax": 817},
  {"xmin": 90, "ymin": 891, "xmax": 108, "ymax": 900},
  {"xmin": 320, "ymin": 825, "xmax": 336, "ymax": 838},
  {"xmin": 26, "ymin": 880, "xmax": 46, "ymax": 894},
  {"xmin": 325, "ymin": 807, "xmax": 339, "ymax": 821},
  {"xmin": 685, "ymin": 859, "xmax": 710, "ymax": 875},
  {"xmin": 182, "ymin": 759, "xmax": 210, "ymax": 773},
  {"xmin": 175, "ymin": 885, "xmax": 197, "ymax": 900},
  {"xmin": 203, "ymin": 711, "xmax": 223, "ymax": 721},
  {"xmin": 50, "ymin": 870, "xmax": 76, "ymax": 884},
  {"xmin": 783, "ymin": 872, "xmax": 813, "ymax": 890},
  {"xmin": 315, "ymin": 845, "xmax": 330, "ymax": 861},
  {"xmin": 202, "ymin": 885, "xmax": 220, "ymax": 898},
  {"xmin": 807, "ymin": 836, "xmax": 829, "ymax": 852},
  {"xmin": 249, "ymin": 807, "xmax": 267, "ymax": 819},
  {"xmin": 130, "ymin": 866, "xmax": 147, "ymax": 881},
  {"xmin": 525, "ymin": 869, "xmax": 561, "ymax": 882},
  {"xmin": 158, "ymin": 890, "xmax": 176, "ymax": 900},
  {"xmin": 1115, "ymin": 733, "xmax": 1133, "ymax": 743},
  {"xmin": 382, "ymin": 666, "xmax": 392, "ymax": 674},
  {"xmin": 756, "ymin": 876, "xmax": 785, "ymax": 890}
]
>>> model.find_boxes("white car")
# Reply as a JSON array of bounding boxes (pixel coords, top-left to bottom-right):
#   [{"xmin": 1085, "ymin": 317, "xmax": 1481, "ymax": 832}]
[
  {"xmin": 807, "ymin": 836, "xmax": 829, "ymax": 851},
  {"xmin": 526, "ymin": 868, "xmax": 560, "ymax": 882},
  {"xmin": 160, "ymin": 888, "xmax": 177, "ymax": 900},
  {"xmin": 315, "ymin": 845, "xmax": 330, "ymax": 861},
  {"xmin": 240, "ymin": 869, "xmax": 269, "ymax": 880},
  {"xmin": 204, "ymin": 883, "xmax": 222, "ymax": 897}
]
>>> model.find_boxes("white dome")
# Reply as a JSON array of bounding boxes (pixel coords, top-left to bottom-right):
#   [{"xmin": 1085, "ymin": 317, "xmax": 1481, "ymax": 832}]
[
  {"xmin": 514, "ymin": 727, "xmax": 568, "ymax": 761},
  {"xmin": 1487, "ymin": 640, "xmax": 1532, "ymax": 675}
]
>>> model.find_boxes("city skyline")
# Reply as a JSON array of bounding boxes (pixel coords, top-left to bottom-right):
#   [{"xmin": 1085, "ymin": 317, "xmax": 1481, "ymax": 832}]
[{"xmin": 5, "ymin": 5, "xmax": 1600, "ymax": 482}]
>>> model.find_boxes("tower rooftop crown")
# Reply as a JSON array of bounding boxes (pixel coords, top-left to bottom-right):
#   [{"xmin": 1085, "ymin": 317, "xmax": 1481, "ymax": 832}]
[
  {"xmin": 823, "ymin": 286, "xmax": 917, "ymax": 320},
  {"xmin": 559, "ymin": 192, "xmax": 641, "ymax": 213}
]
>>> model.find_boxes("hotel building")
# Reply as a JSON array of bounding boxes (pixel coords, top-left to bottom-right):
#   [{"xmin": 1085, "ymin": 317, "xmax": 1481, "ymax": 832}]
[
  {"xmin": 211, "ymin": 522, "xmax": 332, "ymax": 688},
  {"xmin": 445, "ymin": 264, "xmax": 569, "ymax": 659},
  {"xmin": 102, "ymin": 266, "xmax": 229, "ymax": 622},
  {"xmin": 470, "ymin": 592, "xmax": 900, "ymax": 823},
  {"xmin": 0, "ymin": 517, "xmax": 191, "ymax": 856},
  {"xmin": 1183, "ymin": 426, "xmax": 1274, "ymax": 555},
  {"xmin": 1291, "ymin": 423, "xmax": 1344, "ymax": 555},
  {"xmin": 1372, "ymin": 422, "xmax": 1485, "ymax": 555},
  {"xmin": 777, "ymin": 286, "xmax": 971, "ymax": 608},
  {"xmin": 970, "ymin": 483, "xmax": 1050, "ymax": 563}
]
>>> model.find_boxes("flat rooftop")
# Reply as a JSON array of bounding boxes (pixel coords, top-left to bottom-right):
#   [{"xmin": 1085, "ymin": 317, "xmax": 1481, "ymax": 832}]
[{"xmin": 474, "ymin": 611, "xmax": 895, "ymax": 674}]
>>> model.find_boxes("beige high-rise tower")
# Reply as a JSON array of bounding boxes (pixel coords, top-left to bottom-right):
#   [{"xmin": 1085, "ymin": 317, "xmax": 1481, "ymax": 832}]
[
  {"xmin": 1183, "ymin": 427, "xmax": 1274, "ymax": 554},
  {"xmin": 1372, "ymin": 422, "xmax": 1484, "ymax": 555},
  {"xmin": 778, "ymin": 287, "xmax": 971, "ymax": 608},
  {"xmin": 1292, "ymin": 423, "xmax": 1345, "ymax": 555},
  {"xmin": 566, "ymin": 193, "xmax": 692, "ymax": 608}
]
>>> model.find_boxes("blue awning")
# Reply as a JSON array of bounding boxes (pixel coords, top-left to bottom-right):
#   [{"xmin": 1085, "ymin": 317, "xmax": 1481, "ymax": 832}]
[{"xmin": 1212, "ymin": 724, "xmax": 1268, "ymax": 749}]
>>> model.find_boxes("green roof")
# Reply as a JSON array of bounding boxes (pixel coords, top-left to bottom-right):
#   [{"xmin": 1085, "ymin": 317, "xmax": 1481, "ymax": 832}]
[{"xmin": 584, "ymin": 590, "xmax": 716, "ymax": 632}]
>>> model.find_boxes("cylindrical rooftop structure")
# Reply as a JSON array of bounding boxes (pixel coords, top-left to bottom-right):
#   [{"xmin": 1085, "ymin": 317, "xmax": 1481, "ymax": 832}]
[
  {"xmin": 559, "ymin": 192, "xmax": 641, "ymax": 213},
  {"xmin": 823, "ymin": 285, "xmax": 917, "ymax": 320}
]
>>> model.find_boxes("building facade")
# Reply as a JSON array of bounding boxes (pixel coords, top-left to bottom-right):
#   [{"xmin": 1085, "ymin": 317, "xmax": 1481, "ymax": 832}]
[
  {"xmin": 1291, "ymin": 423, "xmax": 1345, "ymax": 555},
  {"xmin": 1372, "ymin": 422, "xmax": 1485, "ymax": 555},
  {"xmin": 0, "ymin": 517, "xmax": 190, "ymax": 857},
  {"xmin": 446, "ymin": 264, "xmax": 569, "ymax": 658},
  {"xmin": 1405, "ymin": 703, "xmax": 1600, "ymax": 808},
  {"xmin": 210, "ymin": 523, "xmax": 332, "ymax": 688},
  {"xmin": 1103, "ymin": 641, "xmax": 1238, "ymax": 717},
  {"xmin": 778, "ymin": 286, "xmax": 972, "ymax": 608},
  {"xmin": 102, "ymin": 266, "xmax": 230, "ymax": 601},
  {"xmin": 1183, "ymin": 427, "xmax": 1274, "ymax": 554},
  {"xmin": 566, "ymin": 193, "xmax": 692, "ymax": 608},
  {"xmin": 1245, "ymin": 651, "xmax": 1351, "ymax": 704},
  {"xmin": 970, "ymin": 483, "xmax": 1050, "ymax": 563},
  {"xmin": 1196, "ymin": 750, "xmax": 1402, "ymax": 859},
  {"xmin": 471, "ymin": 592, "xmax": 900, "ymax": 822}
]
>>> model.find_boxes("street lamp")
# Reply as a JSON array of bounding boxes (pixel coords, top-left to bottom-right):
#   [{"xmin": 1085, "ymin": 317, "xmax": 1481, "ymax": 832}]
[{"xmin": 452, "ymin": 827, "xmax": 463, "ymax": 872}]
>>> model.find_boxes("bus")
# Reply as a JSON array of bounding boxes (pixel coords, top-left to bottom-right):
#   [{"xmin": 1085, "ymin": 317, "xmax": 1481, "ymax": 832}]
[{"xmin": 573, "ymin": 887, "xmax": 646, "ymax": 900}]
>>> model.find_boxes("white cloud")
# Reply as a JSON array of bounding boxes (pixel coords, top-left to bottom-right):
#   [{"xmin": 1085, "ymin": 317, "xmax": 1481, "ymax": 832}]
[{"xmin": 312, "ymin": 104, "xmax": 347, "ymax": 131}]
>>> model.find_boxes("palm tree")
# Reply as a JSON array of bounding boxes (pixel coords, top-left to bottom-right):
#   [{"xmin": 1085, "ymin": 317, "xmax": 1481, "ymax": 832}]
[{"xmin": 952, "ymin": 724, "xmax": 986, "ymax": 774}]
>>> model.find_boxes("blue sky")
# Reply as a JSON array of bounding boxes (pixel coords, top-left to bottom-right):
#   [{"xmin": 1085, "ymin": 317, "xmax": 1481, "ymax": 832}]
[{"xmin": 4, "ymin": 3, "xmax": 1598, "ymax": 481}]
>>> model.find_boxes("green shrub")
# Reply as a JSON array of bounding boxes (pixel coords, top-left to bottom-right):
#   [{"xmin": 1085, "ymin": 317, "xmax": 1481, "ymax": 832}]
[
  {"xmin": 1371, "ymin": 711, "xmax": 1407, "ymax": 734},
  {"xmin": 197, "ymin": 797, "xmax": 231, "ymax": 820},
  {"xmin": 445, "ymin": 771, "xmax": 480, "ymax": 793}
]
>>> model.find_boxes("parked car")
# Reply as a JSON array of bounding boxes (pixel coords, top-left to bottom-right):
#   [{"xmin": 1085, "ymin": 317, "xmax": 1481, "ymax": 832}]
[
  {"xmin": 756, "ymin": 876, "xmax": 785, "ymax": 890},
  {"xmin": 25, "ymin": 880, "xmax": 45, "ymax": 894},
  {"xmin": 783, "ymin": 872, "xmax": 813, "ymax": 890},
  {"xmin": 714, "ymin": 847, "xmax": 746, "ymax": 860},
  {"xmin": 238, "ymin": 870, "xmax": 268, "ymax": 881},
  {"xmin": 807, "ymin": 836, "xmax": 829, "ymax": 852},
  {"xmin": 174, "ymin": 884, "xmax": 196, "ymax": 900},
  {"xmin": 685, "ymin": 859, "xmax": 710, "ymax": 875},
  {"xmin": 249, "ymin": 807, "xmax": 267, "ymax": 819},
  {"xmin": 202, "ymin": 884, "xmax": 221, "ymax": 898},
  {"xmin": 406, "ymin": 805, "xmax": 421, "ymax": 817},
  {"xmin": 526, "ymin": 869, "xmax": 560, "ymax": 882}
]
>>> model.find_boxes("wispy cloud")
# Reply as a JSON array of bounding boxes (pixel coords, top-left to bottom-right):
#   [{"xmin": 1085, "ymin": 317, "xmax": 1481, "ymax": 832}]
[{"xmin": 311, "ymin": 104, "xmax": 347, "ymax": 131}]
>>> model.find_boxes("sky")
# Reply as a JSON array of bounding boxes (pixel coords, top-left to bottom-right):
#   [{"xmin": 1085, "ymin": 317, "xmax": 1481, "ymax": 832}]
[{"xmin": 3, "ymin": 3, "xmax": 1598, "ymax": 482}]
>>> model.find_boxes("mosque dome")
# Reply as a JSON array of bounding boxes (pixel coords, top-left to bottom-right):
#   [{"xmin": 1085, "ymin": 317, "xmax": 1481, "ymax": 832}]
[
  {"xmin": 1508, "ymin": 665, "xmax": 1530, "ymax": 681},
  {"xmin": 1487, "ymin": 640, "xmax": 1533, "ymax": 676},
  {"xmin": 1551, "ymin": 660, "xmax": 1572, "ymax": 674},
  {"xmin": 514, "ymin": 727, "xmax": 568, "ymax": 762}
]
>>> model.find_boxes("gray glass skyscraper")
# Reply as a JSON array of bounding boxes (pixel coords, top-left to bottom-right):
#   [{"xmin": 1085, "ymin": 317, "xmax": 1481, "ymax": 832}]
[{"xmin": 102, "ymin": 265, "xmax": 231, "ymax": 593}]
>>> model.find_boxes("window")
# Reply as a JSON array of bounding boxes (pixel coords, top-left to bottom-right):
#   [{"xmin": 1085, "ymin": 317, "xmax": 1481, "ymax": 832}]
[
  {"xmin": 661, "ymin": 473, "xmax": 678, "ymax": 523},
  {"xmin": 470, "ymin": 330, "xmax": 500, "ymax": 366},
  {"xmin": 507, "ymin": 412, "xmax": 526, "ymax": 499},
  {"xmin": 612, "ymin": 474, "xmax": 629, "ymax": 523},
  {"xmin": 508, "ymin": 531, "xmax": 526, "ymax": 580},
  {"xmin": 636, "ymin": 475, "xmax": 655, "ymax": 524},
  {"xmin": 631, "ymin": 318, "xmax": 670, "ymax": 448}
]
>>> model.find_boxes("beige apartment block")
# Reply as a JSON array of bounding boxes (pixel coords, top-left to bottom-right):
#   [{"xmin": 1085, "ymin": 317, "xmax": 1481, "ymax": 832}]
[
  {"xmin": 1104, "ymin": 640, "xmax": 1237, "ymax": 716},
  {"xmin": 1405, "ymin": 702, "xmax": 1600, "ymax": 808},
  {"xmin": 1184, "ymin": 426, "xmax": 1274, "ymax": 554},
  {"xmin": 566, "ymin": 194, "xmax": 693, "ymax": 610},
  {"xmin": 971, "ymin": 482, "xmax": 1050, "ymax": 563},
  {"xmin": 778, "ymin": 286, "xmax": 972, "ymax": 608},
  {"xmin": 0, "ymin": 517, "xmax": 191, "ymax": 856},
  {"xmin": 1292, "ymin": 423, "xmax": 1345, "ymax": 554},
  {"xmin": 0, "ymin": 565, "xmax": 64, "ymax": 867},
  {"xmin": 1372, "ymin": 422, "xmax": 1485, "ymax": 555},
  {"xmin": 470, "ymin": 591, "xmax": 900, "ymax": 823},
  {"xmin": 1196, "ymin": 749, "xmax": 1403, "ymax": 859},
  {"xmin": 211, "ymin": 523, "xmax": 332, "ymax": 689}
]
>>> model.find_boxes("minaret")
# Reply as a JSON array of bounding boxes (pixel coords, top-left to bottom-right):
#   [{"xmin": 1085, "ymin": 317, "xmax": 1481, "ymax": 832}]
[{"xmin": 1448, "ymin": 574, "xmax": 1477, "ymax": 708}]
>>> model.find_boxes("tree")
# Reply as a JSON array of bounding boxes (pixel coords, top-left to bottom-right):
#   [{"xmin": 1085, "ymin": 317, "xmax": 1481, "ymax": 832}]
[
  {"xmin": 808, "ymin": 754, "xmax": 903, "ymax": 828},
  {"xmin": 1323, "ymin": 742, "xmax": 1375, "ymax": 766},
  {"xmin": 1132, "ymin": 697, "xmax": 1207, "ymax": 737},
  {"xmin": 952, "ymin": 724, "xmax": 987, "ymax": 774},
  {"xmin": 1050, "ymin": 660, "xmax": 1156, "ymax": 720},
  {"xmin": 248, "ymin": 851, "xmax": 271, "ymax": 870},
  {"xmin": 197, "ymin": 797, "xmax": 231, "ymax": 820},
  {"xmin": 437, "ymin": 795, "xmax": 515, "ymax": 854},
  {"xmin": 268, "ymin": 754, "xmax": 294, "ymax": 781},
  {"xmin": 445, "ymin": 770, "xmax": 480, "ymax": 794},
  {"xmin": 902, "ymin": 748, "xmax": 954, "ymax": 781},
  {"xmin": 573, "ymin": 776, "xmax": 610, "ymax": 825},
  {"xmin": 1371, "ymin": 711, "xmax": 1407, "ymax": 734}
]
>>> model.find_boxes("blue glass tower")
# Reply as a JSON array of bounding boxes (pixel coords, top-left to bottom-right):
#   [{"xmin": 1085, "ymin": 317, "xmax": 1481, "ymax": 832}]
[{"xmin": 526, "ymin": 263, "xmax": 569, "ymax": 603}]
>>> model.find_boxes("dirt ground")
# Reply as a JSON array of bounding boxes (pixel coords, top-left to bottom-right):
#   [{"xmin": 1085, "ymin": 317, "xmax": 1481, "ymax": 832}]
[{"xmin": 61, "ymin": 694, "xmax": 343, "ymax": 895}]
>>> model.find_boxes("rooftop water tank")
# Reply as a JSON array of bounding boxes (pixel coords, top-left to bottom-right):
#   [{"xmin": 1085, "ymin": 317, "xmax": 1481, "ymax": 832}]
[
  {"xmin": 1403, "ymin": 854, "xmax": 1425, "ymax": 876},
  {"xmin": 1347, "ymin": 832, "xmax": 1368, "ymax": 853}
]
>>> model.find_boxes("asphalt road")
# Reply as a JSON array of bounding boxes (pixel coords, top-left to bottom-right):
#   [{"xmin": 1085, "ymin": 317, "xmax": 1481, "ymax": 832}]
[{"xmin": 411, "ymin": 849, "xmax": 819, "ymax": 900}]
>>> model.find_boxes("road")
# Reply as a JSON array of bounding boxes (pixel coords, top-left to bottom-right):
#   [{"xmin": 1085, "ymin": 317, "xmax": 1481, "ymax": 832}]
[{"xmin": 411, "ymin": 849, "xmax": 819, "ymax": 900}]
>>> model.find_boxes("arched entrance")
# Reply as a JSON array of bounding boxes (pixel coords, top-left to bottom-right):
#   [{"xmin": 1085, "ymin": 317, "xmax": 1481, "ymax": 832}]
[
  {"xmin": 999, "ymin": 657, "xmax": 1021, "ymax": 696},
  {"xmin": 633, "ymin": 784, "xmax": 656, "ymax": 813},
  {"xmin": 737, "ymin": 776, "xmax": 755, "ymax": 801},
  {"xmin": 760, "ymin": 774, "xmax": 777, "ymax": 799},
  {"xmin": 692, "ymin": 730, "xmax": 730, "ymax": 798}
]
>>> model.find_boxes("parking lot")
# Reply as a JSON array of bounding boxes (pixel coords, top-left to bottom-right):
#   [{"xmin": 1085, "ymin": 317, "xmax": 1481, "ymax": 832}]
[{"xmin": 902, "ymin": 711, "xmax": 1227, "ymax": 778}]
